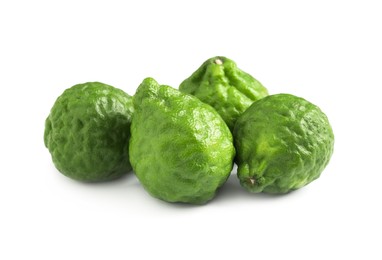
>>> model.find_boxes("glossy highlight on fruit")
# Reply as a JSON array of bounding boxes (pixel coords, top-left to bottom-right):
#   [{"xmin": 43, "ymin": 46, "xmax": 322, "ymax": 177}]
[
  {"xmin": 179, "ymin": 56, "xmax": 268, "ymax": 130},
  {"xmin": 44, "ymin": 82, "xmax": 134, "ymax": 182},
  {"xmin": 129, "ymin": 78, "xmax": 235, "ymax": 204},
  {"xmin": 234, "ymin": 94, "xmax": 334, "ymax": 193}
]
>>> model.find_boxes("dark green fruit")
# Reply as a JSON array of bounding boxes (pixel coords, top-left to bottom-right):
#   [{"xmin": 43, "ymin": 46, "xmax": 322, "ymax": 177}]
[
  {"xmin": 44, "ymin": 82, "xmax": 134, "ymax": 182},
  {"xmin": 179, "ymin": 56, "xmax": 268, "ymax": 130},
  {"xmin": 234, "ymin": 93, "xmax": 334, "ymax": 193},
  {"xmin": 129, "ymin": 78, "xmax": 235, "ymax": 204}
]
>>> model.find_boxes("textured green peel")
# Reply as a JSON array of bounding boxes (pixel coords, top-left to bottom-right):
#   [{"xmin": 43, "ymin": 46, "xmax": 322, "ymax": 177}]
[
  {"xmin": 129, "ymin": 78, "xmax": 235, "ymax": 204},
  {"xmin": 179, "ymin": 56, "xmax": 268, "ymax": 130},
  {"xmin": 234, "ymin": 93, "xmax": 334, "ymax": 193},
  {"xmin": 44, "ymin": 82, "xmax": 134, "ymax": 182}
]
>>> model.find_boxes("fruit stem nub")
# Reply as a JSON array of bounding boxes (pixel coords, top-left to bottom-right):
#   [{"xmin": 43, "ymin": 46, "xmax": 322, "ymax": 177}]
[
  {"xmin": 247, "ymin": 177, "xmax": 256, "ymax": 186},
  {"xmin": 214, "ymin": 58, "xmax": 223, "ymax": 65}
]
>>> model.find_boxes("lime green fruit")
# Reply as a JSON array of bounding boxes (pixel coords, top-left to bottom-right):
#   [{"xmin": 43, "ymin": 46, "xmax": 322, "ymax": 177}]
[
  {"xmin": 44, "ymin": 82, "xmax": 134, "ymax": 182},
  {"xmin": 129, "ymin": 78, "xmax": 235, "ymax": 204},
  {"xmin": 234, "ymin": 93, "xmax": 334, "ymax": 193},
  {"xmin": 179, "ymin": 56, "xmax": 268, "ymax": 130}
]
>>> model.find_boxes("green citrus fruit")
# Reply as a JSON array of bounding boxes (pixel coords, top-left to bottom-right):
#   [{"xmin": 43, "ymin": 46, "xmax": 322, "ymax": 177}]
[
  {"xmin": 129, "ymin": 78, "xmax": 235, "ymax": 204},
  {"xmin": 234, "ymin": 93, "xmax": 334, "ymax": 193},
  {"xmin": 179, "ymin": 56, "xmax": 268, "ymax": 130},
  {"xmin": 44, "ymin": 82, "xmax": 134, "ymax": 182}
]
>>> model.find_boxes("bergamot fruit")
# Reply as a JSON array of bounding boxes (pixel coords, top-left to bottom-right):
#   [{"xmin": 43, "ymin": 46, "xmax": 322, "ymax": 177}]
[
  {"xmin": 234, "ymin": 93, "xmax": 334, "ymax": 193},
  {"xmin": 129, "ymin": 77, "xmax": 235, "ymax": 204},
  {"xmin": 44, "ymin": 82, "xmax": 134, "ymax": 182},
  {"xmin": 179, "ymin": 56, "xmax": 268, "ymax": 130}
]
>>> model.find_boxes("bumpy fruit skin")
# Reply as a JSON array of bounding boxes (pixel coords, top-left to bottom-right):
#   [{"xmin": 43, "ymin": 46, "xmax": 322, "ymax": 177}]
[
  {"xmin": 234, "ymin": 94, "xmax": 334, "ymax": 193},
  {"xmin": 179, "ymin": 56, "xmax": 268, "ymax": 130},
  {"xmin": 44, "ymin": 82, "xmax": 134, "ymax": 182},
  {"xmin": 129, "ymin": 78, "xmax": 235, "ymax": 204}
]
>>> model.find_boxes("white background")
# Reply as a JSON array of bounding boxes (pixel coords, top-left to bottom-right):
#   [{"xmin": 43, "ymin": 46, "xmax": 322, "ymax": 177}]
[{"xmin": 1, "ymin": 0, "xmax": 381, "ymax": 259}]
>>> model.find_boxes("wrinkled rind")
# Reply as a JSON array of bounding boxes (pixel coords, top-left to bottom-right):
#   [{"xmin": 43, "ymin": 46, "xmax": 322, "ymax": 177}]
[
  {"xmin": 179, "ymin": 56, "xmax": 268, "ymax": 130},
  {"xmin": 44, "ymin": 82, "xmax": 134, "ymax": 182},
  {"xmin": 234, "ymin": 93, "xmax": 334, "ymax": 193},
  {"xmin": 130, "ymin": 78, "xmax": 235, "ymax": 204}
]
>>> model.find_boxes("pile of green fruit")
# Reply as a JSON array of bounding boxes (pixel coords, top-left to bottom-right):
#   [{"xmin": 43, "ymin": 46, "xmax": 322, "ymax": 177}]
[{"xmin": 44, "ymin": 56, "xmax": 334, "ymax": 204}]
